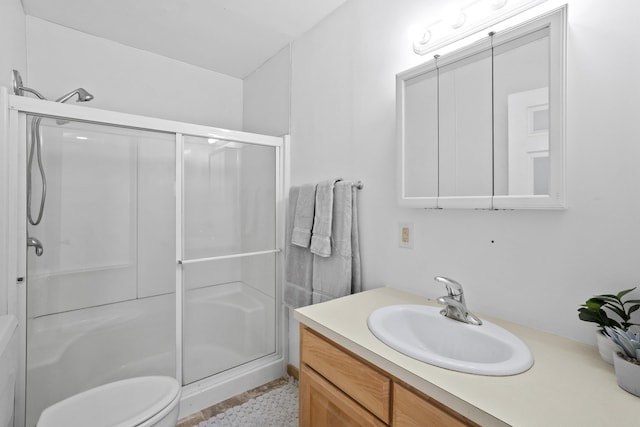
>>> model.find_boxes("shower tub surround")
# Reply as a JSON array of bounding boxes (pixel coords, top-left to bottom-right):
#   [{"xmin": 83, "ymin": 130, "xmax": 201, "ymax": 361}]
[{"xmin": 4, "ymin": 91, "xmax": 286, "ymax": 427}]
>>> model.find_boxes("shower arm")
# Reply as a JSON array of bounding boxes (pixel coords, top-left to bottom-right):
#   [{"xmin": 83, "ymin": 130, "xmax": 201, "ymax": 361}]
[
  {"xmin": 12, "ymin": 69, "xmax": 46, "ymax": 100},
  {"xmin": 16, "ymin": 86, "xmax": 47, "ymax": 100}
]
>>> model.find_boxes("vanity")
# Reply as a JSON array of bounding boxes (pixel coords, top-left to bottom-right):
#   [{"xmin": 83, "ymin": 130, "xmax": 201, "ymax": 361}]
[{"xmin": 295, "ymin": 288, "xmax": 640, "ymax": 426}]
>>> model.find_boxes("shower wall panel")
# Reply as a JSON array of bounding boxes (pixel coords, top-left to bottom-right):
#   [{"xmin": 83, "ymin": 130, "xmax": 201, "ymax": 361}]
[{"xmin": 25, "ymin": 118, "xmax": 177, "ymax": 427}]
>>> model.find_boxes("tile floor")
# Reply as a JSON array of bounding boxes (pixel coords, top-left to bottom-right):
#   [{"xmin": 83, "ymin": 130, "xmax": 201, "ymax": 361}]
[{"xmin": 176, "ymin": 377, "xmax": 291, "ymax": 427}]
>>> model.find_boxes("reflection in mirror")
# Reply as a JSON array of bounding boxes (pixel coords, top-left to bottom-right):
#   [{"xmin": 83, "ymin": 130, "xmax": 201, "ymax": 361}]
[
  {"xmin": 508, "ymin": 88, "xmax": 549, "ymax": 195},
  {"xmin": 439, "ymin": 50, "xmax": 493, "ymax": 198},
  {"xmin": 402, "ymin": 70, "xmax": 438, "ymax": 199},
  {"xmin": 493, "ymin": 28, "xmax": 550, "ymax": 196}
]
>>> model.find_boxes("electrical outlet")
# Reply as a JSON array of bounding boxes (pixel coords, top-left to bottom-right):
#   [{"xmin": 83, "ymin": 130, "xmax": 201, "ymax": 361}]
[{"xmin": 399, "ymin": 222, "xmax": 413, "ymax": 249}]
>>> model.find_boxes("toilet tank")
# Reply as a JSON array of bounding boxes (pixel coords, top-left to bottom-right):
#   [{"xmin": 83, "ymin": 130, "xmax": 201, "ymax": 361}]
[{"xmin": 0, "ymin": 315, "xmax": 18, "ymax": 427}]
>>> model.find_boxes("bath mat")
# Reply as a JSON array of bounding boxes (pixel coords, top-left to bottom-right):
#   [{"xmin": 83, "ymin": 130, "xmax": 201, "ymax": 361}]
[{"xmin": 198, "ymin": 379, "xmax": 298, "ymax": 427}]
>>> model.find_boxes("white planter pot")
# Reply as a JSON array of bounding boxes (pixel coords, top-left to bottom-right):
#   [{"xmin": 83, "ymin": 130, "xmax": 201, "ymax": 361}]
[
  {"xmin": 613, "ymin": 352, "xmax": 640, "ymax": 397},
  {"xmin": 596, "ymin": 330, "xmax": 622, "ymax": 364}
]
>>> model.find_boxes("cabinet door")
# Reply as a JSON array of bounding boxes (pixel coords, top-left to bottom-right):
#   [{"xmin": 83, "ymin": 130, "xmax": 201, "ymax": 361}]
[
  {"xmin": 438, "ymin": 49, "xmax": 493, "ymax": 207},
  {"xmin": 398, "ymin": 69, "xmax": 439, "ymax": 207},
  {"xmin": 300, "ymin": 365, "xmax": 387, "ymax": 427},
  {"xmin": 301, "ymin": 327, "xmax": 390, "ymax": 422},
  {"xmin": 393, "ymin": 383, "xmax": 476, "ymax": 427}
]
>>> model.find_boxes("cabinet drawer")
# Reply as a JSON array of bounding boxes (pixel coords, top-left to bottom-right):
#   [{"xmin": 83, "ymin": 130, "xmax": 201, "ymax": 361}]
[
  {"xmin": 301, "ymin": 326, "xmax": 390, "ymax": 423},
  {"xmin": 393, "ymin": 383, "xmax": 477, "ymax": 427},
  {"xmin": 300, "ymin": 364, "xmax": 387, "ymax": 427}
]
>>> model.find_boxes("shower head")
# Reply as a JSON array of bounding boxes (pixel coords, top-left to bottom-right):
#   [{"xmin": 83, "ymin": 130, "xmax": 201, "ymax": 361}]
[
  {"xmin": 12, "ymin": 69, "xmax": 46, "ymax": 100},
  {"xmin": 12, "ymin": 69, "xmax": 94, "ymax": 104},
  {"xmin": 55, "ymin": 88, "xmax": 94, "ymax": 104}
]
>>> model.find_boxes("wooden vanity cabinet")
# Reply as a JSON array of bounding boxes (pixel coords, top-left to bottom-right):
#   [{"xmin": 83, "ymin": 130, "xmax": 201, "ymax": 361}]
[
  {"xmin": 300, "ymin": 326, "xmax": 478, "ymax": 427},
  {"xmin": 300, "ymin": 364, "xmax": 386, "ymax": 427}
]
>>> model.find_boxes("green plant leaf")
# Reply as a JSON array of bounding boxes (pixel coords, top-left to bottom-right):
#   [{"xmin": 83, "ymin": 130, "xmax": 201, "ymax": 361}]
[
  {"xmin": 580, "ymin": 289, "xmax": 640, "ymax": 330},
  {"xmin": 607, "ymin": 306, "xmax": 627, "ymax": 320},
  {"xmin": 597, "ymin": 296, "xmax": 623, "ymax": 305},
  {"xmin": 607, "ymin": 318, "xmax": 623, "ymax": 329},
  {"xmin": 578, "ymin": 309, "xmax": 603, "ymax": 323},
  {"xmin": 584, "ymin": 300, "xmax": 604, "ymax": 310},
  {"xmin": 578, "ymin": 307, "xmax": 615, "ymax": 328},
  {"xmin": 617, "ymin": 287, "xmax": 637, "ymax": 299}
]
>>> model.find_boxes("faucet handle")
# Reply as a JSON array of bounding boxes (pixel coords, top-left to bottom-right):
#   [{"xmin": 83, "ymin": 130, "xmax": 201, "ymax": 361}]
[{"xmin": 434, "ymin": 276, "xmax": 463, "ymax": 297}]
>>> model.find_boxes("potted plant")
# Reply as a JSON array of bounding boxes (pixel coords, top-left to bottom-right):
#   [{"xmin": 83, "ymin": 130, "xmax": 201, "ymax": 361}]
[
  {"xmin": 578, "ymin": 288, "xmax": 640, "ymax": 364},
  {"xmin": 605, "ymin": 327, "xmax": 640, "ymax": 397}
]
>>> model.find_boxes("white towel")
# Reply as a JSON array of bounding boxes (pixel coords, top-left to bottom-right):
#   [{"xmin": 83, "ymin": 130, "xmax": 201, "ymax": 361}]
[
  {"xmin": 312, "ymin": 181, "xmax": 361, "ymax": 303},
  {"xmin": 291, "ymin": 184, "xmax": 316, "ymax": 248},
  {"xmin": 284, "ymin": 186, "xmax": 313, "ymax": 308},
  {"xmin": 310, "ymin": 178, "xmax": 340, "ymax": 257}
]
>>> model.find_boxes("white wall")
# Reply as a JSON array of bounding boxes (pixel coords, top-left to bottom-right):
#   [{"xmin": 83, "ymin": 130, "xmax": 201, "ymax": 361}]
[
  {"xmin": 0, "ymin": 0, "xmax": 27, "ymax": 315},
  {"xmin": 25, "ymin": 17, "xmax": 243, "ymax": 129},
  {"xmin": 290, "ymin": 0, "xmax": 640, "ymax": 346},
  {"xmin": 242, "ymin": 45, "xmax": 291, "ymax": 136},
  {"xmin": 0, "ymin": 0, "xmax": 26, "ymax": 89},
  {"xmin": 1, "ymin": 14, "xmax": 246, "ymax": 314}
]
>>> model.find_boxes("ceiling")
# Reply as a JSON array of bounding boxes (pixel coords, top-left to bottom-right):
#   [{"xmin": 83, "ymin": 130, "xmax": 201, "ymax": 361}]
[{"xmin": 21, "ymin": 0, "xmax": 347, "ymax": 78}]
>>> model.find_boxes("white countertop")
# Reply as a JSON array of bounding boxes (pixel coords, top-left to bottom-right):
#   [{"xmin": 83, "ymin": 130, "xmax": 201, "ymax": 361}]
[{"xmin": 294, "ymin": 287, "xmax": 640, "ymax": 426}]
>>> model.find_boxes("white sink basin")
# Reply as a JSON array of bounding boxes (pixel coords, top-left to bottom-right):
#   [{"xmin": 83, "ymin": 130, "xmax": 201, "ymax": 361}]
[{"xmin": 367, "ymin": 305, "xmax": 533, "ymax": 376}]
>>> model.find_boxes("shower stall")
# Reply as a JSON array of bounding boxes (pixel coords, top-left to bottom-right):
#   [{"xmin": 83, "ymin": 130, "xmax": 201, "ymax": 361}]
[{"xmin": 1, "ymin": 88, "xmax": 286, "ymax": 427}]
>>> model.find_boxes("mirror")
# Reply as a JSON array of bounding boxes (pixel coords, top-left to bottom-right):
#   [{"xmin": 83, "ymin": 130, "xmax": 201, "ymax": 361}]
[
  {"xmin": 493, "ymin": 27, "xmax": 550, "ymax": 197},
  {"xmin": 397, "ymin": 6, "xmax": 566, "ymax": 209},
  {"xmin": 438, "ymin": 49, "xmax": 493, "ymax": 207},
  {"xmin": 402, "ymin": 70, "xmax": 439, "ymax": 203}
]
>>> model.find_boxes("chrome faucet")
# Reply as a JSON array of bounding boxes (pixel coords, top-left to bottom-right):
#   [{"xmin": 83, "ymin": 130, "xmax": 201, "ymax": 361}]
[
  {"xmin": 27, "ymin": 236, "xmax": 43, "ymax": 256},
  {"xmin": 434, "ymin": 276, "xmax": 482, "ymax": 325}
]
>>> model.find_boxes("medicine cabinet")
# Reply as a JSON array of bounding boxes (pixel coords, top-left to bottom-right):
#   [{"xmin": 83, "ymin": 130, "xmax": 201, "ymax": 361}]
[{"xmin": 397, "ymin": 6, "xmax": 566, "ymax": 209}]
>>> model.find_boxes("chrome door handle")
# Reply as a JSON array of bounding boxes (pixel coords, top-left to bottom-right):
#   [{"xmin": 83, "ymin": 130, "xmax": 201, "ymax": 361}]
[{"xmin": 27, "ymin": 236, "xmax": 43, "ymax": 256}]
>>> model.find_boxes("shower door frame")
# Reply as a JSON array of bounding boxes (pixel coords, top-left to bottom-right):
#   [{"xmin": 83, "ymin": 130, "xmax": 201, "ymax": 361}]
[{"xmin": 2, "ymin": 88, "xmax": 288, "ymax": 426}]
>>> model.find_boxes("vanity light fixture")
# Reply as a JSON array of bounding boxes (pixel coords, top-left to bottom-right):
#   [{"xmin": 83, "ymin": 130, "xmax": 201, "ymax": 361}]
[{"xmin": 409, "ymin": 0, "xmax": 547, "ymax": 55}]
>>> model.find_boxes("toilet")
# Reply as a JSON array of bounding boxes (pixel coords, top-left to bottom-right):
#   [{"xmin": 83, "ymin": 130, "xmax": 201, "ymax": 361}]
[
  {"xmin": 0, "ymin": 314, "xmax": 18, "ymax": 427},
  {"xmin": 0, "ymin": 313, "xmax": 179, "ymax": 427},
  {"xmin": 37, "ymin": 376, "xmax": 181, "ymax": 427}
]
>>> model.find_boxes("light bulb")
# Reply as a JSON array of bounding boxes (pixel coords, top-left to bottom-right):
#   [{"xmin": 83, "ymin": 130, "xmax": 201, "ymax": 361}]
[
  {"xmin": 407, "ymin": 25, "xmax": 431, "ymax": 45},
  {"xmin": 442, "ymin": 5, "xmax": 466, "ymax": 29},
  {"xmin": 489, "ymin": 0, "xmax": 508, "ymax": 10}
]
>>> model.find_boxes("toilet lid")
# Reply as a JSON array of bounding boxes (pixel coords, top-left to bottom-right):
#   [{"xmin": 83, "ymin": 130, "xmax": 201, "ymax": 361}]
[{"xmin": 37, "ymin": 376, "xmax": 180, "ymax": 427}]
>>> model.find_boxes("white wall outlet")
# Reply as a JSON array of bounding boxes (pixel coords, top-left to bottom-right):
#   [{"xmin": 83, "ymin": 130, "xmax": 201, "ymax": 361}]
[{"xmin": 398, "ymin": 222, "xmax": 414, "ymax": 249}]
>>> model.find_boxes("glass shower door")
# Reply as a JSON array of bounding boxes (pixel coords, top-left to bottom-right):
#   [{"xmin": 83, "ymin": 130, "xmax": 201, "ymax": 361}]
[
  {"xmin": 182, "ymin": 136, "xmax": 277, "ymax": 385},
  {"xmin": 24, "ymin": 116, "xmax": 177, "ymax": 427}
]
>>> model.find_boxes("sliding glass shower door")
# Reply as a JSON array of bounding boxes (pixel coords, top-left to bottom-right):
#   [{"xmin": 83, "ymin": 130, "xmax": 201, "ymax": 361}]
[
  {"xmin": 24, "ymin": 116, "xmax": 177, "ymax": 427},
  {"xmin": 181, "ymin": 136, "xmax": 278, "ymax": 385},
  {"xmin": 10, "ymin": 95, "xmax": 285, "ymax": 427}
]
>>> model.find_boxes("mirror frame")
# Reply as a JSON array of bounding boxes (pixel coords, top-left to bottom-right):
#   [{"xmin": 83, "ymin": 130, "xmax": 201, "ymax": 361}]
[{"xmin": 397, "ymin": 6, "xmax": 566, "ymax": 209}]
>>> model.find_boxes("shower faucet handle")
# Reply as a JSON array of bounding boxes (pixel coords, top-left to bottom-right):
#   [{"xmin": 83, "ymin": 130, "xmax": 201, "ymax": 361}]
[{"xmin": 27, "ymin": 236, "xmax": 43, "ymax": 256}]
